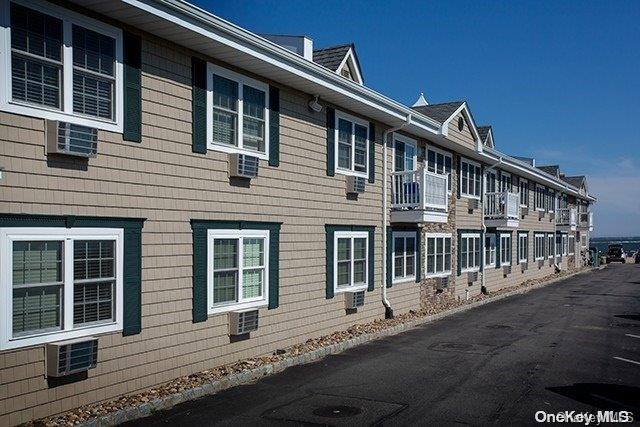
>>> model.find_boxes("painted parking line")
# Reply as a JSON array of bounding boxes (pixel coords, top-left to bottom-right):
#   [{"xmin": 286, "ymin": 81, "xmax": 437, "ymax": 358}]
[
  {"xmin": 613, "ymin": 356, "xmax": 640, "ymax": 366},
  {"xmin": 625, "ymin": 334, "xmax": 640, "ymax": 339}
]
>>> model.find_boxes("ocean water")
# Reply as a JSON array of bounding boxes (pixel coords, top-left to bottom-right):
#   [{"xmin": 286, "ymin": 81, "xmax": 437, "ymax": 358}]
[{"xmin": 590, "ymin": 237, "xmax": 640, "ymax": 254}]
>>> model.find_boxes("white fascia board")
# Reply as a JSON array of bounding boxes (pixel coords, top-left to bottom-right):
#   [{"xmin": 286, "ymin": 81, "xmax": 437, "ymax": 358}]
[
  {"xmin": 336, "ymin": 48, "xmax": 363, "ymax": 85},
  {"xmin": 126, "ymin": 0, "xmax": 440, "ymax": 133},
  {"xmin": 441, "ymin": 102, "xmax": 482, "ymax": 145}
]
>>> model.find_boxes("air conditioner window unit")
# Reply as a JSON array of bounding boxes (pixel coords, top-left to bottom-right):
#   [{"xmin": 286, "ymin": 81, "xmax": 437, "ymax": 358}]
[
  {"xmin": 538, "ymin": 259, "xmax": 544, "ymax": 268},
  {"xmin": 345, "ymin": 290, "xmax": 365, "ymax": 309},
  {"xmin": 436, "ymin": 276, "xmax": 449, "ymax": 290},
  {"xmin": 46, "ymin": 120, "xmax": 98, "ymax": 158},
  {"xmin": 467, "ymin": 271, "xmax": 478, "ymax": 283},
  {"xmin": 503, "ymin": 265, "xmax": 512, "ymax": 275},
  {"xmin": 229, "ymin": 309, "xmax": 259, "ymax": 335},
  {"xmin": 467, "ymin": 199, "xmax": 479, "ymax": 211},
  {"xmin": 521, "ymin": 262, "xmax": 528, "ymax": 272},
  {"xmin": 346, "ymin": 176, "xmax": 366, "ymax": 194},
  {"xmin": 229, "ymin": 154, "xmax": 259, "ymax": 178},
  {"xmin": 521, "ymin": 206, "xmax": 529, "ymax": 216},
  {"xmin": 549, "ymin": 258, "xmax": 555, "ymax": 266},
  {"xmin": 539, "ymin": 211, "xmax": 546, "ymax": 219},
  {"xmin": 46, "ymin": 337, "xmax": 98, "ymax": 377}
]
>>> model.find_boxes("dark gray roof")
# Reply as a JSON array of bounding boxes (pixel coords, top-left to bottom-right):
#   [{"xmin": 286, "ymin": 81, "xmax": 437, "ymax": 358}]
[
  {"xmin": 477, "ymin": 126, "xmax": 492, "ymax": 143},
  {"xmin": 312, "ymin": 44, "xmax": 352, "ymax": 71},
  {"xmin": 537, "ymin": 165, "xmax": 561, "ymax": 177},
  {"xmin": 512, "ymin": 156, "xmax": 535, "ymax": 166},
  {"xmin": 411, "ymin": 101, "xmax": 465, "ymax": 124},
  {"xmin": 561, "ymin": 175, "xmax": 586, "ymax": 188}
]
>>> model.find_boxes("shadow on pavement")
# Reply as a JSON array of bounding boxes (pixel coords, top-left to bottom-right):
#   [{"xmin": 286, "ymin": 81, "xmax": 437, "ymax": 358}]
[
  {"xmin": 547, "ymin": 383, "xmax": 640, "ymax": 412},
  {"xmin": 614, "ymin": 314, "xmax": 640, "ymax": 322}
]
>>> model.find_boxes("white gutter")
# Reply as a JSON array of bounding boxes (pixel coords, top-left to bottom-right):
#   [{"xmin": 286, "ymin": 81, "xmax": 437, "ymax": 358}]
[
  {"xmin": 382, "ymin": 114, "xmax": 412, "ymax": 318},
  {"xmin": 481, "ymin": 156, "xmax": 503, "ymax": 293}
]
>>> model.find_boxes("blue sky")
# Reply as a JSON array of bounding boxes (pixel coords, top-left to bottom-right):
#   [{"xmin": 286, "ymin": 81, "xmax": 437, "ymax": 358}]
[{"xmin": 195, "ymin": 0, "xmax": 640, "ymax": 237}]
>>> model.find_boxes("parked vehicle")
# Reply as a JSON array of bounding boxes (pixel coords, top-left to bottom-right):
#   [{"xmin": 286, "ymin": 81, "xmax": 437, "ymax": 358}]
[{"xmin": 606, "ymin": 244, "xmax": 626, "ymax": 263}]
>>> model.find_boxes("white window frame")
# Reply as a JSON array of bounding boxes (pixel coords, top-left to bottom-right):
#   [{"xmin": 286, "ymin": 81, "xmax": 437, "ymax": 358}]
[
  {"xmin": 547, "ymin": 234, "xmax": 555, "ymax": 259},
  {"xmin": 393, "ymin": 134, "xmax": 417, "ymax": 173},
  {"xmin": 548, "ymin": 188, "xmax": 556, "ymax": 213},
  {"xmin": 580, "ymin": 234, "xmax": 587, "ymax": 248},
  {"xmin": 460, "ymin": 232, "xmax": 481, "ymax": 273},
  {"xmin": 534, "ymin": 234, "xmax": 545, "ymax": 260},
  {"xmin": 207, "ymin": 229, "xmax": 269, "ymax": 315},
  {"xmin": 206, "ymin": 62, "xmax": 270, "ymax": 160},
  {"xmin": 484, "ymin": 234, "xmax": 496, "ymax": 267},
  {"xmin": 0, "ymin": 0, "xmax": 124, "ymax": 132},
  {"xmin": 425, "ymin": 233, "xmax": 452, "ymax": 278},
  {"xmin": 535, "ymin": 185, "xmax": 546, "ymax": 211},
  {"xmin": 500, "ymin": 233, "xmax": 512, "ymax": 266},
  {"xmin": 0, "ymin": 227, "xmax": 124, "ymax": 350},
  {"xmin": 519, "ymin": 178, "xmax": 529, "ymax": 207},
  {"xmin": 459, "ymin": 157, "xmax": 481, "ymax": 199},
  {"xmin": 518, "ymin": 232, "xmax": 528, "ymax": 264},
  {"xmin": 426, "ymin": 145, "xmax": 453, "ymax": 194},
  {"xmin": 334, "ymin": 110, "xmax": 369, "ymax": 178},
  {"xmin": 333, "ymin": 230, "xmax": 369, "ymax": 294},
  {"xmin": 500, "ymin": 171, "xmax": 512, "ymax": 192},
  {"xmin": 568, "ymin": 235, "xmax": 575, "ymax": 255},
  {"xmin": 392, "ymin": 231, "xmax": 416, "ymax": 283},
  {"xmin": 562, "ymin": 234, "xmax": 568, "ymax": 256}
]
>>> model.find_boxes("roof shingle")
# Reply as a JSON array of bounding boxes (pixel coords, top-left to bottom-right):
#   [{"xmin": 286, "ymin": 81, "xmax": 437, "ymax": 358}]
[
  {"xmin": 411, "ymin": 101, "xmax": 464, "ymax": 124},
  {"xmin": 477, "ymin": 126, "xmax": 492, "ymax": 143},
  {"xmin": 312, "ymin": 44, "xmax": 352, "ymax": 71}
]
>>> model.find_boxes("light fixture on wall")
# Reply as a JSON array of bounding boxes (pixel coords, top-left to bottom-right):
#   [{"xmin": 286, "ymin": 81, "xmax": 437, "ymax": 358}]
[{"xmin": 308, "ymin": 95, "xmax": 322, "ymax": 113}]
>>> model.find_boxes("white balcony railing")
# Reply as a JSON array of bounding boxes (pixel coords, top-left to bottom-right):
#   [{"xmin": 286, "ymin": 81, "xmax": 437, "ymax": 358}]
[
  {"xmin": 484, "ymin": 191, "xmax": 520, "ymax": 220},
  {"xmin": 391, "ymin": 169, "xmax": 448, "ymax": 212},
  {"xmin": 556, "ymin": 207, "xmax": 577, "ymax": 226}
]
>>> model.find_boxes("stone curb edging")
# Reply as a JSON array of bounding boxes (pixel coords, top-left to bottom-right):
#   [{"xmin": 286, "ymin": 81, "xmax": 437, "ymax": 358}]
[{"xmin": 80, "ymin": 268, "xmax": 594, "ymax": 427}]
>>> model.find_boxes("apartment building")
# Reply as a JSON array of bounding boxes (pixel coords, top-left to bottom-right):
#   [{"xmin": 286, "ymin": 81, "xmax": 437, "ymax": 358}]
[{"xmin": 0, "ymin": 0, "xmax": 595, "ymax": 424}]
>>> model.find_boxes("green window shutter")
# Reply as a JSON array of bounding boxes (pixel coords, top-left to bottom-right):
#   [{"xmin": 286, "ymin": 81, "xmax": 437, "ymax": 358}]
[
  {"xmin": 268, "ymin": 85, "xmax": 280, "ymax": 167},
  {"xmin": 479, "ymin": 230, "xmax": 484, "ymax": 273},
  {"xmin": 123, "ymin": 31, "xmax": 142, "ymax": 143},
  {"xmin": 122, "ymin": 225, "xmax": 143, "ymax": 335},
  {"xmin": 415, "ymin": 228, "xmax": 422, "ymax": 283},
  {"xmin": 495, "ymin": 232, "xmax": 501, "ymax": 269},
  {"xmin": 267, "ymin": 224, "xmax": 280, "ymax": 309},
  {"xmin": 191, "ymin": 56, "xmax": 207, "ymax": 154},
  {"xmin": 457, "ymin": 230, "xmax": 462, "ymax": 275},
  {"xmin": 325, "ymin": 226, "xmax": 335, "ymax": 299},
  {"xmin": 368, "ymin": 122, "xmax": 376, "ymax": 184},
  {"xmin": 386, "ymin": 226, "xmax": 393, "ymax": 288},
  {"xmin": 456, "ymin": 157, "xmax": 461, "ymax": 199},
  {"xmin": 367, "ymin": 227, "xmax": 375, "ymax": 292},
  {"xmin": 509, "ymin": 233, "xmax": 514, "ymax": 265},
  {"xmin": 326, "ymin": 107, "xmax": 335, "ymax": 176},
  {"xmin": 191, "ymin": 224, "xmax": 208, "ymax": 323},
  {"xmin": 480, "ymin": 165, "xmax": 485, "ymax": 203}
]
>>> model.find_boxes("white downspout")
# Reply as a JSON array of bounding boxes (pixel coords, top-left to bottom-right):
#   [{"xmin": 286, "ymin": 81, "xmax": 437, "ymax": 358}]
[
  {"xmin": 382, "ymin": 114, "xmax": 412, "ymax": 319},
  {"xmin": 481, "ymin": 156, "xmax": 503, "ymax": 294}
]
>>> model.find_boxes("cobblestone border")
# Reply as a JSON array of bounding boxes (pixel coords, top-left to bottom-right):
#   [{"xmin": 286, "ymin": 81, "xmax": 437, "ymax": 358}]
[{"xmin": 77, "ymin": 267, "xmax": 596, "ymax": 427}]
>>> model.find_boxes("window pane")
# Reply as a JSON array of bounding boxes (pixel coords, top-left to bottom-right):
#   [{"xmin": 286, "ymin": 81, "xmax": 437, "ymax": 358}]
[
  {"xmin": 427, "ymin": 150, "xmax": 435, "ymax": 172},
  {"xmin": 73, "ymin": 240, "xmax": 115, "ymax": 326},
  {"xmin": 394, "ymin": 254, "xmax": 404, "ymax": 278},
  {"xmin": 243, "ymin": 86, "xmax": 266, "ymax": 152},
  {"xmin": 406, "ymin": 254, "xmax": 415, "ymax": 276},
  {"xmin": 13, "ymin": 241, "xmax": 62, "ymax": 285},
  {"xmin": 338, "ymin": 119, "xmax": 352, "ymax": 169},
  {"xmin": 461, "ymin": 162, "xmax": 468, "ymax": 194},
  {"xmin": 337, "ymin": 238, "xmax": 351, "ymax": 262},
  {"xmin": 11, "ymin": 56, "xmax": 60, "ymax": 108},
  {"xmin": 73, "ymin": 72, "xmax": 113, "ymax": 119},
  {"xmin": 214, "ymin": 239, "xmax": 238, "ymax": 269},
  {"xmin": 72, "ymin": 25, "xmax": 115, "ymax": 76},
  {"xmin": 10, "ymin": 3, "xmax": 62, "ymax": 61},
  {"xmin": 354, "ymin": 124, "xmax": 367, "ymax": 172},
  {"xmin": 73, "ymin": 281, "xmax": 113, "ymax": 326},
  {"xmin": 427, "ymin": 254, "xmax": 435, "ymax": 274},
  {"xmin": 427, "ymin": 237, "xmax": 435, "ymax": 256},
  {"xmin": 74, "ymin": 240, "xmax": 114, "ymax": 280},
  {"xmin": 13, "ymin": 285, "xmax": 61, "ymax": 335},
  {"xmin": 444, "ymin": 238, "xmax": 451, "ymax": 271},
  {"xmin": 337, "ymin": 261, "xmax": 350, "ymax": 287},
  {"xmin": 243, "ymin": 238, "xmax": 264, "ymax": 268},
  {"xmin": 242, "ymin": 269, "xmax": 263, "ymax": 299},
  {"xmin": 435, "ymin": 238, "xmax": 443, "ymax": 272},
  {"xmin": 353, "ymin": 260, "xmax": 366, "ymax": 284},
  {"xmin": 213, "ymin": 271, "xmax": 237, "ymax": 303},
  {"xmin": 354, "ymin": 238, "xmax": 367, "ymax": 260},
  {"xmin": 212, "ymin": 75, "xmax": 238, "ymax": 146}
]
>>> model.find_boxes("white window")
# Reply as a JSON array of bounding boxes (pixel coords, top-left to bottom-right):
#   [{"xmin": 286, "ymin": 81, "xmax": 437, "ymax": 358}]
[
  {"xmin": 460, "ymin": 158, "xmax": 481, "ymax": 198},
  {"xmin": 207, "ymin": 229, "xmax": 269, "ymax": 314},
  {"xmin": 568, "ymin": 235, "xmax": 575, "ymax": 255},
  {"xmin": 518, "ymin": 233, "xmax": 528, "ymax": 263},
  {"xmin": 562, "ymin": 234, "xmax": 568, "ymax": 256},
  {"xmin": 548, "ymin": 234, "xmax": 555, "ymax": 258},
  {"xmin": 548, "ymin": 189, "xmax": 556, "ymax": 212},
  {"xmin": 0, "ymin": 227, "xmax": 123, "ymax": 350},
  {"xmin": 500, "ymin": 171, "xmax": 512, "ymax": 192},
  {"xmin": 392, "ymin": 232, "xmax": 416, "ymax": 283},
  {"xmin": 500, "ymin": 233, "xmax": 512, "ymax": 266},
  {"xmin": 0, "ymin": 0, "xmax": 123, "ymax": 132},
  {"xmin": 207, "ymin": 63, "xmax": 270, "ymax": 159},
  {"xmin": 484, "ymin": 234, "xmax": 496, "ymax": 267},
  {"xmin": 555, "ymin": 234, "xmax": 562, "ymax": 257},
  {"xmin": 460, "ymin": 233, "xmax": 481, "ymax": 272},
  {"xmin": 519, "ymin": 178, "xmax": 529, "ymax": 207},
  {"xmin": 535, "ymin": 185, "xmax": 546, "ymax": 211},
  {"xmin": 334, "ymin": 231, "xmax": 368, "ymax": 293},
  {"xmin": 426, "ymin": 146, "xmax": 452, "ymax": 192},
  {"xmin": 535, "ymin": 234, "xmax": 545, "ymax": 260},
  {"xmin": 425, "ymin": 233, "xmax": 452, "ymax": 277},
  {"xmin": 335, "ymin": 110, "xmax": 369, "ymax": 178},
  {"xmin": 580, "ymin": 234, "xmax": 587, "ymax": 248},
  {"xmin": 394, "ymin": 135, "xmax": 416, "ymax": 172}
]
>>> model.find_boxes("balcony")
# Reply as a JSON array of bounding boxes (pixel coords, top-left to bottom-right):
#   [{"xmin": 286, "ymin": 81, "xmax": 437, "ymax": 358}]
[
  {"xmin": 484, "ymin": 191, "xmax": 520, "ymax": 228},
  {"xmin": 391, "ymin": 169, "xmax": 448, "ymax": 223},
  {"xmin": 578, "ymin": 211, "xmax": 593, "ymax": 231},
  {"xmin": 556, "ymin": 207, "xmax": 577, "ymax": 231}
]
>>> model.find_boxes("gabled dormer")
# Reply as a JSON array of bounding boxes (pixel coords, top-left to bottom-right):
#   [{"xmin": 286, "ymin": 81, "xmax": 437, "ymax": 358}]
[
  {"xmin": 537, "ymin": 165, "xmax": 561, "ymax": 179},
  {"xmin": 477, "ymin": 126, "xmax": 494, "ymax": 148},
  {"xmin": 313, "ymin": 44, "xmax": 364, "ymax": 85},
  {"xmin": 411, "ymin": 96, "xmax": 481, "ymax": 148}
]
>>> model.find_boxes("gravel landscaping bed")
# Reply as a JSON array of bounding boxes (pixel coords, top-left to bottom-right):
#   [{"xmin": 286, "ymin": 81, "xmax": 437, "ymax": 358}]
[{"xmin": 28, "ymin": 267, "xmax": 591, "ymax": 427}]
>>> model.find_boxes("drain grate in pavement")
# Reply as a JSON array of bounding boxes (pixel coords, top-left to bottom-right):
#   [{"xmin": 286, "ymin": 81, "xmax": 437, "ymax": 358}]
[
  {"xmin": 263, "ymin": 394, "xmax": 405, "ymax": 426},
  {"xmin": 428, "ymin": 342, "xmax": 496, "ymax": 354}
]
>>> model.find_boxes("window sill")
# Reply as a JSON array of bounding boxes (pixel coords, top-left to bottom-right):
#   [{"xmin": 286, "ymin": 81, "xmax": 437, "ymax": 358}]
[
  {"xmin": 500, "ymin": 263, "xmax": 511, "ymax": 267},
  {"xmin": 1, "ymin": 101, "xmax": 122, "ymax": 133},
  {"xmin": 460, "ymin": 267, "xmax": 480, "ymax": 273},
  {"xmin": 334, "ymin": 284, "xmax": 368, "ymax": 294},
  {"xmin": 1, "ymin": 322, "xmax": 121, "ymax": 351},
  {"xmin": 208, "ymin": 143, "xmax": 269, "ymax": 161},
  {"xmin": 484, "ymin": 263, "xmax": 495, "ymax": 268},
  {"xmin": 392, "ymin": 276, "xmax": 416, "ymax": 284},
  {"xmin": 209, "ymin": 300, "xmax": 267, "ymax": 316},
  {"xmin": 425, "ymin": 272, "xmax": 451, "ymax": 279},
  {"xmin": 335, "ymin": 168, "xmax": 368, "ymax": 179},
  {"xmin": 460, "ymin": 194, "xmax": 481, "ymax": 200}
]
